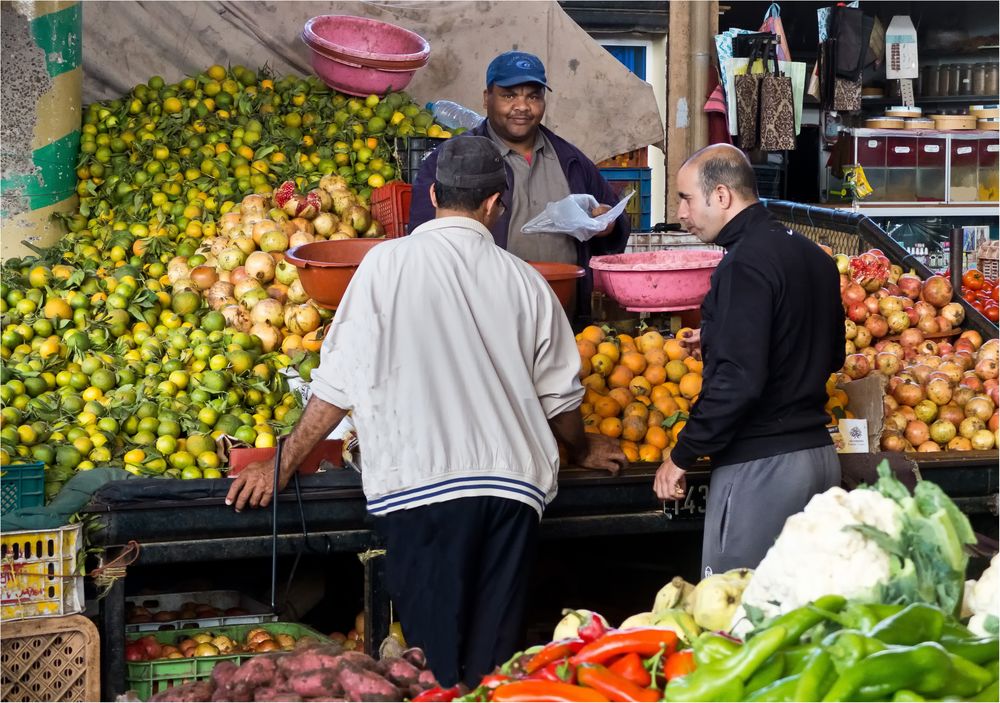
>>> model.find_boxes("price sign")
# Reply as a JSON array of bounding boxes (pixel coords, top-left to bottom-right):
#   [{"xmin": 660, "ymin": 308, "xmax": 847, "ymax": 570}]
[{"xmin": 663, "ymin": 484, "xmax": 709, "ymax": 519}]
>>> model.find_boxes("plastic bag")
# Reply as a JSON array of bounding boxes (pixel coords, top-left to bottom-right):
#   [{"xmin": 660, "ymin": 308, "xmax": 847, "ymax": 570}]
[{"xmin": 520, "ymin": 191, "xmax": 634, "ymax": 242}]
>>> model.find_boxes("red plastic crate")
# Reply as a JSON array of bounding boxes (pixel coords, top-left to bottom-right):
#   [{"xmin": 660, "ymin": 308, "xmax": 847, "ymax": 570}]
[
  {"xmin": 370, "ymin": 182, "xmax": 413, "ymax": 238},
  {"xmin": 228, "ymin": 440, "xmax": 344, "ymax": 476}
]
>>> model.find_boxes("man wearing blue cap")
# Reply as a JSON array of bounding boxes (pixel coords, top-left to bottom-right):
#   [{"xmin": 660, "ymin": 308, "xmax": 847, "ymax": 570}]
[{"xmin": 409, "ymin": 51, "xmax": 630, "ymax": 322}]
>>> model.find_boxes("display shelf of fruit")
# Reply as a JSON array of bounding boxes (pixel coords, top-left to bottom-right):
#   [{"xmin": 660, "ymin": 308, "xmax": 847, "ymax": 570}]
[
  {"xmin": 126, "ymin": 624, "xmax": 325, "ymax": 663},
  {"xmin": 575, "ymin": 325, "xmax": 702, "ymax": 464},
  {"xmin": 831, "ymin": 248, "xmax": 999, "ymax": 453},
  {"xmin": 126, "ymin": 590, "xmax": 276, "ymax": 633},
  {"xmin": 0, "ymin": 65, "xmax": 457, "ymax": 493}
]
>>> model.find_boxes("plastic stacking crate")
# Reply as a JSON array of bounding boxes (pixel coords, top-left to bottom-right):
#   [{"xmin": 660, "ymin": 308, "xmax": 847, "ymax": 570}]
[
  {"xmin": 126, "ymin": 589, "xmax": 278, "ymax": 633},
  {"xmin": 1, "ymin": 461, "xmax": 45, "ymax": 515},
  {"xmin": 0, "ymin": 614, "xmax": 101, "ymax": 702},
  {"xmin": 370, "ymin": 181, "xmax": 413, "ymax": 238},
  {"xmin": 126, "ymin": 622, "xmax": 331, "ymax": 700},
  {"xmin": 599, "ymin": 167, "xmax": 652, "ymax": 230},
  {"xmin": 1, "ymin": 523, "xmax": 84, "ymax": 621},
  {"xmin": 392, "ymin": 136, "xmax": 446, "ymax": 183}
]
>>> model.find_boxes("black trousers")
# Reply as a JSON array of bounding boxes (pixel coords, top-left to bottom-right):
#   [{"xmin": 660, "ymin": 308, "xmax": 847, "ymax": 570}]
[{"xmin": 375, "ymin": 496, "xmax": 539, "ymax": 687}]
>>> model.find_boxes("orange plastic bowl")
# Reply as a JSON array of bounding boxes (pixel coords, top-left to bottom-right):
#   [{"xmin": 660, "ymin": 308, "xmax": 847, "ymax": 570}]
[
  {"xmin": 284, "ymin": 239, "xmax": 387, "ymax": 309},
  {"xmin": 529, "ymin": 261, "xmax": 585, "ymax": 311}
]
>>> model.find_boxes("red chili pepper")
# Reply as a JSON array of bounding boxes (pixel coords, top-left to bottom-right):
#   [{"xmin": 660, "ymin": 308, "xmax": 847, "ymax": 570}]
[
  {"xmin": 491, "ymin": 680, "xmax": 609, "ymax": 702},
  {"xmin": 608, "ymin": 652, "xmax": 651, "ymax": 688},
  {"xmin": 481, "ymin": 674, "xmax": 511, "ymax": 688},
  {"xmin": 524, "ymin": 639, "xmax": 585, "ymax": 674},
  {"xmin": 412, "ymin": 685, "xmax": 462, "ymax": 702},
  {"xmin": 570, "ymin": 629, "xmax": 678, "ymax": 667},
  {"xmin": 530, "ymin": 659, "xmax": 577, "ymax": 684},
  {"xmin": 663, "ymin": 649, "xmax": 696, "ymax": 681},
  {"xmin": 577, "ymin": 612, "xmax": 610, "ymax": 643},
  {"xmin": 577, "ymin": 664, "xmax": 661, "ymax": 702}
]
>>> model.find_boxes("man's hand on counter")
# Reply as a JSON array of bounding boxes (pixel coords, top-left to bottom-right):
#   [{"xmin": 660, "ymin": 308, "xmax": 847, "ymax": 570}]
[
  {"xmin": 653, "ymin": 456, "xmax": 687, "ymax": 501},
  {"xmin": 574, "ymin": 433, "xmax": 627, "ymax": 475},
  {"xmin": 226, "ymin": 460, "xmax": 287, "ymax": 511}
]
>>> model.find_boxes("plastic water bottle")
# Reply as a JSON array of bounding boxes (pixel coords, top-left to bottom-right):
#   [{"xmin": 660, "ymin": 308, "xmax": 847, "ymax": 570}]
[{"xmin": 427, "ymin": 100, "xmax": 484, "ymax": 130}]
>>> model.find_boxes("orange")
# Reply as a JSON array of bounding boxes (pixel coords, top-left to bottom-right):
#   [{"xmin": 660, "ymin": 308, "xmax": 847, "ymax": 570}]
[
  {"xmin": 577, "ymin": 339, "xmax": 598, "ymax": 360},
  {"xmin": 582, "ymin": 373, "xmax": 607, "ymax": 393},
  {"xmin": 608, "ymin": 387, "xmax": 634, "ymax": 410},
  {"xmin": 684, "ymin": 357, "xmax": 704, "ymax": 374},
  {"xmin": 620, "ymin": 440, "xmax": 640, "ymax": 463},
  {"xmin": 637, "ymin": 330, "xmax": 665, "ymax": 354},
  {"xmin": 679, "ymin": 373, "xmax": 702, "ymax": 399},
  {"xmin": 829, "ymin": 389, "xmax": 849, "ymax": 407},
  {"xmin": 594, "ymin": 396, "xmax": 622, "ymax": 419},
  {"xmin": 664, "ymin": 382, "xmax": 681, "ymax": 397},
  {"xmin": 591, "ymin": 353, "xmax": 614, "ymax": 376},
  {"xmin": 665, "ymin": 360, "xmax": 688, "ymax": 383},
  {"xmin": 647, "ymin": 409, "xmax": 666, "ymax": 428},
  {"xmin": 599, "ymin": 417, "xmax": 623, "ymax": 438},
  {"xmin": 582, "ymin": 413, "xmax": 601, "ymax": 428},
  {"xmin": 584, "ymin": 388, "xmax": 606, "ymax": 406},
  {"xmin": 579, "ymin": 325, "xmax": 605, "ymax": 345},
  {"xmin": 638, "ymin": 444, "xmax": 663, "ymax": 462},
  {"xmin": 617, "ymin": 334, "xmax": 637, "ymax": 352},
  {"xmin": 579, "ymin": 402, "xmax": 594, "ymax": 416},
  {"xmin": 623, "ymin": 401, "xmax": 649, "ymax": 421},
  {"xmin": 663, "ymin": 339, "xmax": 688, "ymax": 361},
  {"xmin": 608, "ymin": 365, "xmax": 634, "ymax": 389},
  {"xmin": 579, "ymin": 357, "xmax": 592, "ymax": 378},
  {"xmin": 675, "ymin": 397, "xmax": 691, "ymax": 413},
  {"xmin": 671, "ymin": 420, "xmax": 687, "ymax": 442},
  {"xmin": 644, "ymin": 364, "xmax": 667, "ymax": 386},
  {"xmin": 597, "ymin": 341, "xmax": 621, "ymax": 363},
  {"xmin": 622, "ymin": 416, "xmax": 647, "ymax": 442},
  {"xmin": 676, "ymin": 327, "xmax": 697, "ymax": 343},
  {"xmin": 645, "ymin": 425, "xmax": 670, "ymax": 450},
  {"xmin": 621, "ymin": 351, "xmax": 647, "ymax": 375},
  {"xmin": 629, "ymin": 376, "xmax": 652, "ymax": 398},
  {"xmin": 654, "ymin": 395, "xmax": 679, "ymax": 417},
  {"xmin": 644, "ymin": 347, "xmax": 667, "ymax": 367},
  {"xmin": 585, "ymin": 425, "xmax": 601, "ymax": 434},
  {"xmin": 633, "ymin": 395, "xmax": 652, "ymax": 407},
  {"xmin": 651, "ymin": 385, "xmax": 672, "ymax": 404}
]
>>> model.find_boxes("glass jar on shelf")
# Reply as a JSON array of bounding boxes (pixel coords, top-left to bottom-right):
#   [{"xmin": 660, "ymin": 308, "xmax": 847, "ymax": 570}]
[
  {"xmin": 949, "ymin": 138, "xmax": 979, "ymax": 202},
  {"xmin": 971, "ymin": 64, "xmax": 987, "ymax": 96}
]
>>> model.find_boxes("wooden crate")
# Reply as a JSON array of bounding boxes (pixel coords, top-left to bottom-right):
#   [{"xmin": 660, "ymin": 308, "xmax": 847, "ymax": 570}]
[{"xmin": 0, "ymin": 614, "xmax": 101, "ymax": 702}]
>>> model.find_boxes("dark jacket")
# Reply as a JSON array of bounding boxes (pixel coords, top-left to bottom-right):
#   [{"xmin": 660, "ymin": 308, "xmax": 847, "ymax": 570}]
[
  {"xmin": 408, "ymin": 121, "xmax": 631, "ymax": 320},
  {"xmin": 670, "ymin": 204, "xmax": 845, "ymax": 470}
]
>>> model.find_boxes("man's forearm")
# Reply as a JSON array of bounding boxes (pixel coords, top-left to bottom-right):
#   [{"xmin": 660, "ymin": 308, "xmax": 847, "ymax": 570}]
[
  {"xmin": 278, "ymin": 396, "xmax": 348, "ymax": 480},
  {"xmin": 548, "ymin": 408, "xmax": 587, "ymax": 464}
]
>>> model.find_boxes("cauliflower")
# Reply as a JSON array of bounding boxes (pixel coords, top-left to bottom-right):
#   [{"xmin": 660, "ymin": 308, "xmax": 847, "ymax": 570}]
[
  {"xmin": 732, "ymin": 462, "xmax": 976, "ymax": 636},
  {"xmin": 732, "ymin": 486, "xmax": 903, "ymax": 632},
  {"xmin": 966, "ymin": 555, "xmax": 999, "ymax": 637}
]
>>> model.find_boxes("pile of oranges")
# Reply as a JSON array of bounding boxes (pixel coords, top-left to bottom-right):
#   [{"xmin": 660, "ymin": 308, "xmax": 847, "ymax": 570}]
[{"xmin": 576, "ymin": 325, "xmax": 703, "ymax": 463}]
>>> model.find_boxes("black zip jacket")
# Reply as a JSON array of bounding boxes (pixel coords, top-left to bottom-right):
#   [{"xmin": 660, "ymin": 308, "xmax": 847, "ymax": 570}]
[{"xmin": 670, "ymin": 204, "xmax": 845, "ymax": 470}]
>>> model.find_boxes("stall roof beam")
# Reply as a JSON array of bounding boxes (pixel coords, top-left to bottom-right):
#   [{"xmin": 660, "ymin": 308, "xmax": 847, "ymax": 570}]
[{"xmin": 559, "ymin": 1, "xmax": 668, "ymax": 33}]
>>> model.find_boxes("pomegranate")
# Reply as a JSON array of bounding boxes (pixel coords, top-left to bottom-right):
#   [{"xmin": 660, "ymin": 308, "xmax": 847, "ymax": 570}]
[
  {"xmin": 959, "ymin": 417, "xmax": 986, "ymax": 439},
  {"xmin": 844, "ymin": 319, "xmax": 858, "ymax": 340},
  {"xmin": 976, "ymin": 356, "xmax": 999, "ymax": 381},
  {"xmin": 925, "ymin": 377, "xmax": 954, "ymax": 406},
  {"xmin": 843, "ymin": 354, "xmax": 871, "ymax": 380},
  {"xmin": 896, "ymin": 274, "xmax": 923, "ymax": 300},
  {"xmin": 865, "ymin": 314, "xmax": 889, "ymax": 339},
  {"xmin": 958, "ymin": 330, "xmax": 984, "ymax": 350},
  {"xmin": 847, "ymin": 302, "xmax": 869, "ymax": 324},
  {"xmin": 875, "ymin": 352, "xmax": 903, "ymax": 377},
  {"xmin": 917, "ymin": 315, "xmax": 940, "ymax": 335},
  {"xmin": 939, "ymin": 302, "xmax": 965, "ymax": 326},
  {"xmin": 947, "ymin": 436, "xmax": 973, "ymax": 451},
  {"xmin": 916, "ymin": 340, "xmax": 939, "ymax": 356},
  {"xmin": 938, "ymin": 404, "xmax": 966, "ymax": 427},
  {"xmin": 878, "ymin": 296, "xmax": 904, "ymax": 316},
  {"xmin": 887, "ymin": 310, "xmax": 910, "ymax": 334},
  {"xmin": 861, "ymin": 346, "xmax": 878, "ymax": 367},
  {"xmin": 934, "ymin": 316, "xmax": 953, "ymax": 334},
  {"xmin": 937, "ymin": 342, "xmax": 954, "ymax": 355},
  {"xmin": 884, "ymin": 395, "xmax": 900, "ymax": 413},
  {"xmin": 864, "ymin": 296, "xmax": 881, "ymax": 315},
  {"xmin": 851, "ymin": 252, "xmax": 891, "ymax": 292},
  {"xmin": 966, "ymin": 396, "xmax": 996, "ymax": 423},
  {"xmin": 894, "ymin": 382, "xmax": 925, "ymax": 407},
  {"xmin": 905, "ymin": 307, "xmax": 921, "ymax": 326},
  {"xmin": 961, "ymin": 373, "xmax": 984, "ymax": 392},
  {"xmin": 842, "ymin": 282, "xmax": 866, "ymax": 305},
  {"xmin": 953, "ymin": 387, "xmax": 976, "ymax": 407},
  {"xmin": 910, "ymin": 364, "xmax": 934, "ymax": 385},
  {"xmin": 920, "ymin": 275, "xmax": 953, "ymax": 308},
  {"xmin": 881, "ymin": 432, "xmax": 907, "ymax": 452},
  {"xmin": 899, "ymin": 328, "xmax": 924, "ymax": 349},
  {"xmin": 904, "ymin": 420, "xmax": 930, "ymax": 446},
  {"xmin": 989, "ymin": 411, "xmax": 999, "ymax": 433},
  {"xmin": 899, "ymin": 405, "xmax": 917, "ymax": 422},
  {"xmin": 913, "ymin": 301, "xmax": 937, "ymax": 318},
  {"xmin": 884, "ymin": 412, "xmax": 908, "ymax": 433},
  {"xmin": 854, "ymin": 326, "xmax": 873, "ymax": 349},
  {"xmin": 845, "ymin": 340, "xmax": 857, "ymax": 355},
  {"xmin": 971, "ymin": 429, "xmax": 996, "ymax": 450},
  {"xmin": 914, "ymin": 399, "xmax": 939, "ymax": 424},
  {"xmin": 929, "ymin": 419, "xmax": 957, "ymax": 444},
  {"xmin": 916, "ymin": 440, "xmax": 941, "ymax": 452}
]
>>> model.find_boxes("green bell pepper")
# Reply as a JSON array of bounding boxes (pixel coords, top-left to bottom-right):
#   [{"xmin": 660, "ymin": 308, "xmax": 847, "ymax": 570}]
[
  {"xmin": 868, "ymin": 603, "xmax": 945, "ymax": 646},
  {"xmin": 822, "ymin": 629, "xmax": 887, "ymax": 674},
  {"xmin": 664, "ymin": 626, "xmax": 787, "ymax": 702},
  {"xmin": 822, "ymin": 642, "xmax": 954, "ymax": 701},
  {"xmin": 692, "ymin": 631, "xmax": 741, "ymax": 666}
]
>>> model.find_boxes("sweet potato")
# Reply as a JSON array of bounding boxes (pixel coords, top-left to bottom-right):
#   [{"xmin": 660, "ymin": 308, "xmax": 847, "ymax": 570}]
[
  {"xmin": 210, "ymin": 661, "xmax": 239, "ymax": 692},
  {"xmin": 416, "ymin": 669, "xmax": 439, "ymax": 688},
  {"xmin": 336, "ymin": 650, "xmax": 378, "ymax": 671},
  {"xmin": 376, "ymin": 657, "xmax": 421, "ymax": 688},
  {"xmin": 253, "ymin": 687, "xmax": 303, "ymax": 702},
  {"xmin": 277, "ymin": 649, "xmax": 343, "ymax": 678},
  {"xmin": 337, "ymin": 662, "xmax": 402, "ymax": 702},
  {"xmin": 221, "ymin": 655, "xmax": 278, "ymax": 700},
  {"xmin": 402, "ymin": 647, "xmax": 427, "ymax": 670},
  {"xmin": 150, "ymin": 680, "xmax": 215, "ymax": 702},
  {"xmin": 287, "ymin": 669, "xmax": 344, "ymax": 699}
]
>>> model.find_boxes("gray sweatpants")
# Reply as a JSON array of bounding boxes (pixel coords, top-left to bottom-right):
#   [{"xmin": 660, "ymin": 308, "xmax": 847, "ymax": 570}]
[{"xmin": 701, "ymin": 445, "xmax": 840, "ymax": 577}]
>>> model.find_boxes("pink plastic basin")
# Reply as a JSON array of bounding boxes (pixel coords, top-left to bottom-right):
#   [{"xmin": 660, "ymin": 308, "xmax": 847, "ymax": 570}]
[
  {"xmin": 589, "ymin": 250, "xmax": 724, "ymax": 312},
  {"xmin": 302, "ymin": 15, "xmax": 430, "ymax": 96}
]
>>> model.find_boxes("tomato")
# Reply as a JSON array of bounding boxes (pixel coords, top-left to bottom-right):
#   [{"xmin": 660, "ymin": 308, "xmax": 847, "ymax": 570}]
[
  {"xmin": 973, "ymin": 300, "xmax": 987, "ymax": 313},
  {"xmin": 962, "ymin": 269, "xmax": 985, "ymax": 291},
  {"xmin": 964, "ymin": 290, "xmax": 979, "ymax": 303},
  {"xmin": 985, "ymin": 305, "xmax": 999, "ymax": 323}
]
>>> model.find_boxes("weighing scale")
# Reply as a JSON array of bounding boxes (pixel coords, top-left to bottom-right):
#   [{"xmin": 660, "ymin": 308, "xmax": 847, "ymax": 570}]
[{"xmin": 886, "ymin": 16, "xmax": 919, "ymax": 107}]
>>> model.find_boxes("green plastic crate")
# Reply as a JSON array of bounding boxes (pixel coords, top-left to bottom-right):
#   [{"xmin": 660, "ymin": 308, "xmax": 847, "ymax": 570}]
[
  {"xmin": 126, "ymin": 622, "xmax": 330, "ymax": 701},
  {"xmin": 1, "ymin": 462, "xmax": 45, "ymax": 515}
]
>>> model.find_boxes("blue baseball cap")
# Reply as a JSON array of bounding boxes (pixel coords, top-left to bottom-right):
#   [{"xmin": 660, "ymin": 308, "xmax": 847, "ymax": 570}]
[{"xmin": 486, "ymin": 51, "xmax": 551, "ymax": 90}]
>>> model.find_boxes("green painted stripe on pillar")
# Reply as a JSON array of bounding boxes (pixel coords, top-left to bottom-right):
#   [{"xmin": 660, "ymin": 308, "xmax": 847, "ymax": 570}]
[
  {"xmin": 0, "ymin": 130, "xmax": 80, "ymax": 213},
  {"xmin": 30, "ymin": 3, "xmax": 82, "ymax": 78}
]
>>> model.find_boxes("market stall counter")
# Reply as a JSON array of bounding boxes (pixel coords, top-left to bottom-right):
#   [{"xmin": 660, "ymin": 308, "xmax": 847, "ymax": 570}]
[{"xmin": 85, "ymin": 464, "xmax": 709, "ymax": 699}]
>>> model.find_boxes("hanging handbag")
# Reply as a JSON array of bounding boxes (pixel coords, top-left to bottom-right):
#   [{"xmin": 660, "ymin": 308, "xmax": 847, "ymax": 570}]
[
  {"xmin": 759, "ymin": 3, "xmax": 792, "ymax": 62},
  {"xmin": 735, "ymin": 38, "xmax": 767, "ymax": 150},
  {"xmin": 758, "ymin": 42, "xmax": 797, "ymax": 150}
]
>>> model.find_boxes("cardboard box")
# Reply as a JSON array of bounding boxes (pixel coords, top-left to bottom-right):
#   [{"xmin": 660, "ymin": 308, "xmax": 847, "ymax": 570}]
[
  {"xmin": 838, "ymin": 374, "xmax": 886, "ymax": 453},
  {"xmin": 228, "ymin": 440, "xmax": 344, "ymax": 477}
]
